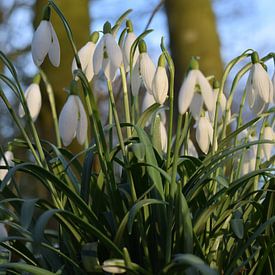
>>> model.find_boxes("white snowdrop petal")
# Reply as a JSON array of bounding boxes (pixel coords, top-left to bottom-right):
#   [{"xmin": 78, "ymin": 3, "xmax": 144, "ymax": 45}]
[
  {"xmin": 130, "ymin": 57, "xmax": 142, "ymax": 96},
  {"xmin": 105, "ymin": 33, "xmax": 123, "ymax": 68},
  {"xmin": 196, "ymin": 117, "xmax": 211, "ymax": 154},
  {"xmin": 31, "ymin": 20, "xmax": 52, "ymax": 66},
  {"xmin": 93, "ymin": 37, "xmax": 104, "ymax": 75},
  {"xmin": 123, "ymin": 32, "xmax": 138, "ymax": 71},
  {"xmin": 272, "ymin": 73, "xmax": 275, "ymax": 103},
  {"xmin": 25, "ymin": 84, "xmax": 42, "ymax": 122},
  {"xmin": 48, "ymin": 22, "xmax": 60, "ymax": 67},
  {"xmin": 59, "ymin": 95, "xmax": 79, "ymax": 146},
  {"xmin": 160, "ymin": 121, "xmax": 167, "ymax": 152},
  {"xmin": 251, "ymin": 94, "xmax": 268, "ymax": 115},
  {"xmin": 152, "ymin": 67, "xmax": 168, "ymax": 105},
  {"xmin": 84, "ymin": 43, "xmax": 96, "ymax": 81},
  {"xmin": 178, "ymin": 70, "xmax": 197, "ymax": 115},
  {"xmin": 188, "ymin": 139, "xmax": 198, "ymax": 158},
  {"xmin": 140, "ymin": 52, "xmax": 156, "ymax": 93},
  {"xmin": 189, "ymin": 93, "xmax": 203, "ymax": 120},
  {"xmin": 142, "ymin": 92, "xmax": 156, "ymax": 112},
  {"xmin": 196, "ymin": 70, "xmax": 214, "ymax": 112},
  {"xmin": 103, "ymin": 58, "xmax": 117, "ymax": 81},
  {"xmin": 253, "ymin": 64, "xmax": 270, "ymax": 103},
  {"xmin": 245, "ymin": 70, "xmax": 255, "ymax": 108},
  {"xmin": 262, "ymin": 126, "xmax": 274, "ymax": 160},
  {"xmin": 72, "ymin": 42, "xmax": 95, "ymax": 80},
  {"xmin": 75, "ymin": 97, "xmax": 88, "ymax": 145}
]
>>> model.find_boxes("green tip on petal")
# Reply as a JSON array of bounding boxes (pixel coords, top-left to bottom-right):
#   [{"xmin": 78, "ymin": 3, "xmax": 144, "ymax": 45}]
[
  {"xmin": 33, "ymin": 74, "xmax": 41, "ymax": 84},
  {"xmin": 189, "ymin": 57, "xmax": 199, "ymax": 70},
  {"xmin": 213, "ymin": 79, "xmax": 220, "ymax": 89},
  {"xmin": 89, "ymin": 31, "xmax": 99, "ymax": 43},
  {"xmin": 103, "ymin": 21, "xmax": 112, "ymax": 34},
  {"xmin": 126, "ymin": 20, "xmax": 133, "ymax": 33},
  {"xmin": 158, "ymin": 54, "xmax": 166, "ymax": 67},
  {"xmin": 7, "ymin": 142, "xmax": 13, "ymax": 152},
  {"xmin": 42, "ymin": 5, "xmax": 51, "ymax": 21},
  {"xmin": 138, "ymin": 40, "xmax": 147, "ymax": 53},
  {"xmin": 251, "ymin": 51, "xmax": 260, "ymax": 64},
  {"xmin": 69, "ymin": 80, "xmax": 79, "ymax": 95}
]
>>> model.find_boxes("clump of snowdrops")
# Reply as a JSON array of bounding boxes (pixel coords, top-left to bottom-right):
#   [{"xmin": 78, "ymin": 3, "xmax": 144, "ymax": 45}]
[{"xmin": 0, "ymin": 1, "xmax": 274, "ymax": 274}]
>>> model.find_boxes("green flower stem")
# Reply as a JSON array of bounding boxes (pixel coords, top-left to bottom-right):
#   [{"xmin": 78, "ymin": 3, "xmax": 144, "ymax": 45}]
[
  {"xmin": 253, "ymin": 118, "xmax": 268, "ymax": 191},
  {"xmin": 120, "ymin": 66, "xmax": 132, "ymax": 138},
  {"xmin": 161, "ymin": 38, "xmax": 175, "ymax": 174},
  {"xmin": 212, "ymin": 50, "xmax": 252, "ymax": 153},
  {"xmin": 107, "ymin": 80, "xmax": 127, "ymax": 157},
  {"xmin": 170, "ymin": 114, "xmax": 183, "ymax": 201},
  {"xmin": 40, "ymin": 70, "xmax": 61, "ymax": 147},
  {"xmin": 108, "ymin": 100, "xmax": 113, "ymax": 150}
]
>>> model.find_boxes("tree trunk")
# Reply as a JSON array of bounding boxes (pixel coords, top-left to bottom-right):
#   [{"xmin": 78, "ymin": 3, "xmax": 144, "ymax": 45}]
[
  {"xmin": 34, "ymin": 0, "xmax": 90, "ymax": 152},
  {"xmin": 165, "ymin": 0, "xmax": 223, "ymax": 99}
]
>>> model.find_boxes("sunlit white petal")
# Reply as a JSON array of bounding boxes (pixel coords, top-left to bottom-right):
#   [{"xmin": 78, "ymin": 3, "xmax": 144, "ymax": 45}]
[
  {"xmin": 75, "ymin": 97, "xmax": 88, "ymax": 145},
  {"xmin": 48, "ymin": 22, "xmax": 60, "ymax": 67},
  {"xmin": 31, "ymin": 20, "xmax": 51, "ymax": 66},
  {"xmin": 105, "ymin": 33, "xmax": 123, "ymax": 68},
  {"xmin": 123, "ymin": 32, "xmax": 138, "ymax": 71},
  {"xmin": 18, "ymin": 83, "xmax": 42, "ymax": 122},
  {"xmin": 140, "ymin": 52, "xmax": 156, "ymax": 93},
  {"xmin": 152, "ymin": 66, "xmax": 168, "ymax": 105},
  {"xmin": 189, "ymin": 93, "xmax": 203, "ymax": 120},
  {"xmin": 131, "ymin": 57, "xmax": 142, "ymax": 96},
  {"xmin": 59, "ymin": 95, "xmax": 79, "ymax": 146},
  {"xmin": 93, "ymin": 36, "xmax": 104, "ymax": 75}
]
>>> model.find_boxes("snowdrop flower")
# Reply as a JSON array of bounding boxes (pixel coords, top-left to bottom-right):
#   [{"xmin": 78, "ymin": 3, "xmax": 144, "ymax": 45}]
[
  {"xmin": 93, "ymin": 22, "xmax": 122, "ymax": 81},
  {"xmin": 72, "ymin": 32, "xmax": 99, "ymax": 82},
  {"xmin": 181, "ymin": 139, "xmax": 198, "ymax": 158},
  {"xmin": 178, "ymin": 58, "xmax": 214, "ymax": 117},
  {"xmin": 31, "ymin": 6, "xmax": 60, "ymax": 67},
  {"xmin": 122, "ymin": 20, "xmax": 139, "ymax": 72},
  {"xmin": 102, "ymin": 259, "xmax": 126, "ymax": 274},
  {"xmin": 195, "ymin": 116, "xmax": 213, "ymax": 154},
  {"xmin": 261, "ymin": 126, "xmax": 274, "ymax": 161},
  {"xmin": 245, "ymin": 52, "xmax": 273, "ymax": 114},
  {"xmin": 0, "ymin": 151, "xmax": 14, "ymax": 183},
  {"xmin": 18, "ymin": 75, "xmax": 42, "ymax": 122},
  {"xmin": 59, "ymin": 82, "xmax": 88, "ymax": 146},
  {"xmin": 139, "ymin": 40, "xmax": 156, "ymax": 94},
  {"xmin": 130, "ymin": 56, "xmax": 142, "ymax": 96},
  {"xmin": 152, "ymin": 54, "xmax": 168, "ymax": 105}
]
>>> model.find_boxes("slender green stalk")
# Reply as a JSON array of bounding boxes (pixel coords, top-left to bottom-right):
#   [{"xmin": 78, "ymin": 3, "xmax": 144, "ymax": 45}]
[
  {"xmin": 120, "ymin": 66, "xmax": 132, "ymax": 138},
  {"xmin": 212, "ymin": 50, "xmax": 252, "ymax": 150},
  {"xmin": 40, "ymin": 70, "xmax": 61, "ymax": 147},
  {"xmin": 107, "ymin": 80, "xmax": 127, "ymax": 157}
]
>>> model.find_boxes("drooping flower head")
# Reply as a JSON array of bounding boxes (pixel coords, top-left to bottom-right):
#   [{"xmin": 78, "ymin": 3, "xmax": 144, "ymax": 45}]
[
  {"xmin": 152, "ymin": 54, "xmax": 168, "ymax": 105},
  {"xmin": 18, "ymin": 74, "xmax": 42, "ymax": 122},
  {"xmin": 245, "ymin": 51, "xmax": 273, "ymax": 114},
  {"xmin": 195, "ymin": 115, "xmax": 213, "ymax": 154},
  {"xmin": 31, "ymin": 6, "xmax": 60, "ymax": 67},
  {"xmin": 59, "ymin": 81, "xmax": 88, "ymax": 146},
  {"xmin": 178, "ymin": 57, "xmax": 214, "ymax": 119},
  {"xmin": 72, "ymin": 31, "xmax": 99, "ymax": 82},
  {"xmin": 138, "ymin": 40, "xmax": 156, "ymax": 94},
  {"xmin": 122, "ymin": 20, "xmax": 139, "ymax": 72},
  {"xmin": 93, "ymin": 21, "xmax": 123, "ymax": 81}
]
